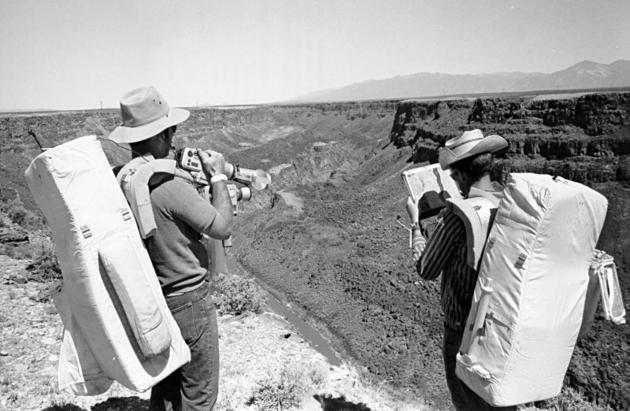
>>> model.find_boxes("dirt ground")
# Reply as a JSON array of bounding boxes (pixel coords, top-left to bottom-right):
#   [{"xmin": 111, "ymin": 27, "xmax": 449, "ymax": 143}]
[
  {"xmin": 2, "ymin": 100, "xmax": 627, "ymax": 410},
  {"xmin": 0, "ymin": 255, "xmax": 428, "ymax": 411},
  {"xmin": 229, "ymin": 118, "xmax": 628, "ymax": 409},
  {"xmin": 233, "ymin": 144, "xmax": 453, "ymax": 409}
]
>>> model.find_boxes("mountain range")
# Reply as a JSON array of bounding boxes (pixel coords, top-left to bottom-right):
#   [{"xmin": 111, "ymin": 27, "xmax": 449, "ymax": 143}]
[{"xmin": 293, "ymin": 60, "xmax": 630, "ymax": 103}]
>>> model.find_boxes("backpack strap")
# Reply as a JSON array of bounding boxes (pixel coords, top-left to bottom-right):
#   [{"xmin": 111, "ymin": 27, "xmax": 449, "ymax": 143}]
[
  {"xmin": 446, "ymin": 196, "xmax": 497, "ymax": 270},
  {"xmin": 117, "ymin": 157, "xmax": 196, "ymax": 239}
]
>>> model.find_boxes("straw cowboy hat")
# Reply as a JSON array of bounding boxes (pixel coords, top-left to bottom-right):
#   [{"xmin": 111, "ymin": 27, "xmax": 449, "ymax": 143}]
[
  {"xmin": 438, "ymin": 129, "xmax": 508, "ymax": 170},
  {"xmin": 109, "ymin": 86, "xmax": 190, "ymax": 144}
]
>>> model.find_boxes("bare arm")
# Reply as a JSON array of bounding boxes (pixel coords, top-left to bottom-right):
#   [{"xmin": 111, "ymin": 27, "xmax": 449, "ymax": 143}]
[
  {"xmin": 198, "ymin": 149, "xmax": 234, "ymax": 240},
  {"xmin": 204, "ymin": 179, "xmax": 233, "ymax": 239}
]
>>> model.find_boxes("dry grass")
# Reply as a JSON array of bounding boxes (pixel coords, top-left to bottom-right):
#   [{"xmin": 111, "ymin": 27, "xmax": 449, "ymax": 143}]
[
  {"xmin": 0, "ymin": 255, "xmax": 427, "ymax": 411},
  {"xmin": 216, "ymin": 312, "xmax": 428, "ymax": 411}
]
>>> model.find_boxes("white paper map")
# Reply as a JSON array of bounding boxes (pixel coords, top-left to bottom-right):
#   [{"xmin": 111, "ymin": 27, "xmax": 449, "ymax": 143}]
[{"xmin": 401, "ymin": 163, "xmax": 462, "ymax": 201}]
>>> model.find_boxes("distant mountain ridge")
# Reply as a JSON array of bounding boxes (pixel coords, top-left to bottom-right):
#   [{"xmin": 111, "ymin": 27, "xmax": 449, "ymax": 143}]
[{"xmin": 293, "ymin": 60, "xmax": 630, "ymax": 103}]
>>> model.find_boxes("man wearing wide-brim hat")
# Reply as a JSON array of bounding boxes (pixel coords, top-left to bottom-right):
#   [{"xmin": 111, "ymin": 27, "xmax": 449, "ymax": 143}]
[
  {"xmin": 409, "ymin": 129, "xmax": 515, "ymax": 410},
  {"xmin": 111, "ymin": 86, "xmax": 233, "ymax": 410}
]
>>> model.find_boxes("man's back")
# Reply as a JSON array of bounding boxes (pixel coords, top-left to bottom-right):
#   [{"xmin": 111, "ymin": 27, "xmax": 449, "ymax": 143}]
[
  {"xmin": 419, "ymin": 210, "xmax": 478, "ymax": 331},
  {"xmin": 147, "ymin": 177, "xmax": 217, "ymax": 296}
]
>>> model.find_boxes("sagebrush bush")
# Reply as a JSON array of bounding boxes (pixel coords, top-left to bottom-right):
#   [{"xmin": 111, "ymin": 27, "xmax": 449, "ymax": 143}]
[
  {"xmin": 212, "ymin": 272, "xmax": 264, "ymax": 315},
  {"xmin": 247, "ymin": 364, "xmax": 317, "ymax": 410},
  {"xmin": 1, "ymin": 199, "xmax": 43, "ymax": 231},
  {"xmin": 0, "ymin": 213, "xmax": 10, "ymax": 228},
  {"xmin": 24, "ymin": 235, "xmax": 61, "ymax": 282},
  {"xmin": 0, "ymin": 243, "xmax": 27, "ymax": 260}
]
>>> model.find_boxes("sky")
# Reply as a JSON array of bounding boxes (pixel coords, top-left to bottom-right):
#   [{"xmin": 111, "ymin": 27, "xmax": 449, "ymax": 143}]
[{"xmin": 1, "ymin": 0, "xmax": 629, "ymax": 110}]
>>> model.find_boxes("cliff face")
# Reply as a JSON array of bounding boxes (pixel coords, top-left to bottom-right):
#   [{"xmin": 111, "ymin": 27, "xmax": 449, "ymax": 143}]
[
  {"xmin": 390, "ymin": 93, "xmax": 630, "ymax": 185},
  {"xmin": 3, "ymin": 95, "xmax": 628, "ymax": 409},
  {"xmin": 390, "ymin": 92, "xmax": 630, "ymax": 409},
  {"xmin": 0, "ymin": 101, "xmax": 396, "ymax": 210}
]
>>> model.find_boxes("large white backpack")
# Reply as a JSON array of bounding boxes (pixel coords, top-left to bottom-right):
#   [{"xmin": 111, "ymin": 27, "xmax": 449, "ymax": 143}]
[
  {"xmin": 25, "ymin": 135, "xmax": 190, "ymax": 395},
  {"xmin": 454, "ymin": 173, "xmax": 608, "ymax": 406}
]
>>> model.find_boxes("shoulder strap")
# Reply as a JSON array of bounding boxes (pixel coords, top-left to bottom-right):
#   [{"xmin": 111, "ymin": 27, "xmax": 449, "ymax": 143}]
[
  {"xmin": 117, "ymin": 157, "xmax": 196, "ymax": 239},
  {"xmin": 446, "ymin": 196, "xmax": 497, "ymax": 270}
]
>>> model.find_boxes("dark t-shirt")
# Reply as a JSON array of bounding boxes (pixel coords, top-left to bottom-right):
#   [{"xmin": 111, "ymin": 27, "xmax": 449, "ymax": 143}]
[{"xmin": 145, "ymin": 177, "xmax": 217, "ymax": 296}]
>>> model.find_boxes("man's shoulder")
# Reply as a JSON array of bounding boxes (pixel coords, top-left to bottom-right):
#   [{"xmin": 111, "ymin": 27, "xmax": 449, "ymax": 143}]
[
  {"xmin": 151, "ymin": 176, "xmax": 199, "ymax": 203},
  {"xmin": 436, "ymin": 207, "xmax": 466, "ymax": 236},
  {"xmin": 151, "ymin": 174, "xmax": 186, "ymax": 189}
]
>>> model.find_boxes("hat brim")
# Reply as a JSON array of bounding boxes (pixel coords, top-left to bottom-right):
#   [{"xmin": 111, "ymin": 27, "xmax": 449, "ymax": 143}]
[
  {"xmin": 108, "ymin": 107, "xmax": 190, "ymax": 144},
  {"xmin": 439, "ymin": 134, "xmax": 508, "ymax": 170}
]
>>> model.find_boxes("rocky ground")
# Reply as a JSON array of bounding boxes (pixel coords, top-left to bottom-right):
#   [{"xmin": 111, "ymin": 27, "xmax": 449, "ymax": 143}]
[
  {"xmin": 1, "ymin": 93, "xmax": 628, "ymax": 410},
  {"xmin": 229, "ymin": 93, "xmax": 629, "ymax": 410},
  {"xmin": 0, "ymin": 254, "xmax": 427, "ymax": 411}
]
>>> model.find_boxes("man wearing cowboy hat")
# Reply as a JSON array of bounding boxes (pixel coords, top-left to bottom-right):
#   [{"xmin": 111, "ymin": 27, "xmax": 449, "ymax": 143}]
[
  {"xmin": 411, "ymin": 129, "xmax": 515, "ymax": 410},
  {"xmin": 110, "ymin": 86, "xmax": 233, "ymax": 410}
]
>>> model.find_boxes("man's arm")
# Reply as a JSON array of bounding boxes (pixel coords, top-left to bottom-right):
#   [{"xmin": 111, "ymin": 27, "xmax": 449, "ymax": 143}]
[
  {"xmin": 204, "ymin": 178, "xmax": 233, "ymax": 240},
  {"xmin": 415, "ymin": 211, "xmax": 461, "ymax": 280},
  {"xmin": 198, "ymin": 150, "xmax": 234, "ymax": 240}
]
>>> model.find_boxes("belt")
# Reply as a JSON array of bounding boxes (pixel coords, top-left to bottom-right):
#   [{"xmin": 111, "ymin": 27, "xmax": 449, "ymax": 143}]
[{"xmin": 165, "ymin": 280, "xmax": 208, "ymax": 298}]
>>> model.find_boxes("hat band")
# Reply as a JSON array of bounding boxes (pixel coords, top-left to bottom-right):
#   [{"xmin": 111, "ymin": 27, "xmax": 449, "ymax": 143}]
[{"xmin": 122, "ymin": 107, "xmax": 169, "ymax": 128}]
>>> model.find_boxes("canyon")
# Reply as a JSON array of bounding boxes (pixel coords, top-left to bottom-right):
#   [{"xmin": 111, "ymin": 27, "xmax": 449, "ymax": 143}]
[{"xmin": 1, "ymin": 91, "xmax": 628, "ymax": 409}]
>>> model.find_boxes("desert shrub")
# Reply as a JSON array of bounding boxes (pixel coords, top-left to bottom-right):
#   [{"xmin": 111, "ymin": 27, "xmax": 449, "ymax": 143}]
[
  {"xmin": 0, "ymin": 198, "xmax": 44, "ymax": 231},
  {"xmin": 7, "ymin": 202, "xmax": 29, "ymax": 225},
  {"xmin": 24, "ymin": 235, "xmax": 61, "ymax": 282},
  {"xmin": 0, "ymin": 213, "xmax": 10, "ymax": 228},
  {"xmin": 212, "ymin": 272, "xmax": 264, "ymax": 315},
  {"xmin": 247, "ymin": 363, "xmax": 324, "ymax": 410},
  {"xmin": 0, "ymin": 242, "xmax": 26, "ymax": 259},
  {"xmin": 306, "ymin": 363, "xmax": 327, "ymax": 387},
  {"xmin": 0, "ymin": 208, "xmax": 32, "ymax": 258}
]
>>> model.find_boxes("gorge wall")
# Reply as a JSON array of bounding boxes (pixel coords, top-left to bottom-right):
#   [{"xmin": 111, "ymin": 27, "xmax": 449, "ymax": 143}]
[
  {"xmin": 391, "ymin": 93, "xmax": 630, "ymax": 183},
  {"xmin": 389, "ymin": 92, "xmax": 630, "ymax": 409},
  {"xmin": 2, "ymin": 93, "xmax": 628, "ymax": 409},
  {"xmin": 0, "ymin": 100, "xmax": 397, "ymax": 209}
]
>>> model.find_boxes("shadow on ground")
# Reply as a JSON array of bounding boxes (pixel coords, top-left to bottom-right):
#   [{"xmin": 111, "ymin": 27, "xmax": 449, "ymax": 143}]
[{"xmin": 42, "ymin": 396, "xmax": 149, "ymax": 411}]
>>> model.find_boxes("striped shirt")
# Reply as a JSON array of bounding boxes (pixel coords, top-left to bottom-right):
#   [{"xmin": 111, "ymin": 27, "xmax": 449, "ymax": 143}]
[{"xmin": 416, "ymin": 184, "xmax": 503, "ymax": 331}]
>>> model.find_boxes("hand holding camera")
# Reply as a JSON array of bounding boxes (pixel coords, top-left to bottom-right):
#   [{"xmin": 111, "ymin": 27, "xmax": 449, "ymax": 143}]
[
  {"xmin": 177, "ymin": 147, "xmax": 271, "ymax": 191},
  {"xmin": 198, "ymin": 149, "xmax": 228, "ymax": 179}
]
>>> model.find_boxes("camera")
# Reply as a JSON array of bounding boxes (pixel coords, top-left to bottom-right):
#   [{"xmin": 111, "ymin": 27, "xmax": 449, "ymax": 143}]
[
  {"xmin": 175, "ymin": 147, "xmax": 273, "ymax": 251},
  {"xmin": 175, "ymin": 147, "xmax": 271, "ymax": 218},
  {"xmin": 175, "ymin": 147, "xmax": 271, "ymax": 191}
]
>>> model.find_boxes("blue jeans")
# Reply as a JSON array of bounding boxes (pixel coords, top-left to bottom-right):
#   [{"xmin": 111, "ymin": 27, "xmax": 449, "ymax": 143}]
[
  {"xmin": 150, "ymin": 282, "xmax": 219, "ymax": 411},
  {"xmin": 443, "ymin": 325, "xmax": 516, "ymax": 411}
]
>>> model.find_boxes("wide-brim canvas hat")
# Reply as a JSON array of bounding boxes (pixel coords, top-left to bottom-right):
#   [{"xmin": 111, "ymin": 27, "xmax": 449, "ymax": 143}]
[
  {"xmin": 438, "ymin": 129, "xmax": 508, "ymax": 170},
  {"xmin": 109, "ymin": 86, "xmax": 190, "ymax": 144}
]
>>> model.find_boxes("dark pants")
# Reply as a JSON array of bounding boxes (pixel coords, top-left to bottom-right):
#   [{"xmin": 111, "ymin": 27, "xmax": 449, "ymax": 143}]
[
  {"xmin": 443, "ymin": 325, "xmax": 516, "ymax": 411},
  {"xmin": 150, "ymin": 283, "xmax": 219, "ymax": 411}
]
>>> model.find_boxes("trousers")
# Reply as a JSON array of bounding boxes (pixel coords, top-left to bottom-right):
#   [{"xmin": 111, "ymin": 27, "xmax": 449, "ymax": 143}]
[
  {"xmin": 442, "ymin": 325, "xmax": 516, "ymax": 411},
  {"xmin": 150, "ymin": 282, "xmax": 219, "ymax": 411}
]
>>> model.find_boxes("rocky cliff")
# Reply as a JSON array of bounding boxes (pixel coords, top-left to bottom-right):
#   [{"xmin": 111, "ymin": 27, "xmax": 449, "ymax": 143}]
[
  {"xmin": 2, "ymin": 94, "xmax": 628, "ymax": 409},
  {"xmin": 0, "ymin": 101, "xmax": 396, "ymax": 210},
  {"xmin": 390, "ymin": 93, "xmax": 630, "ymax": 184},
  {"xmin": 390, "ymin": 92, "xmax": 630, "ymax": 409}
]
